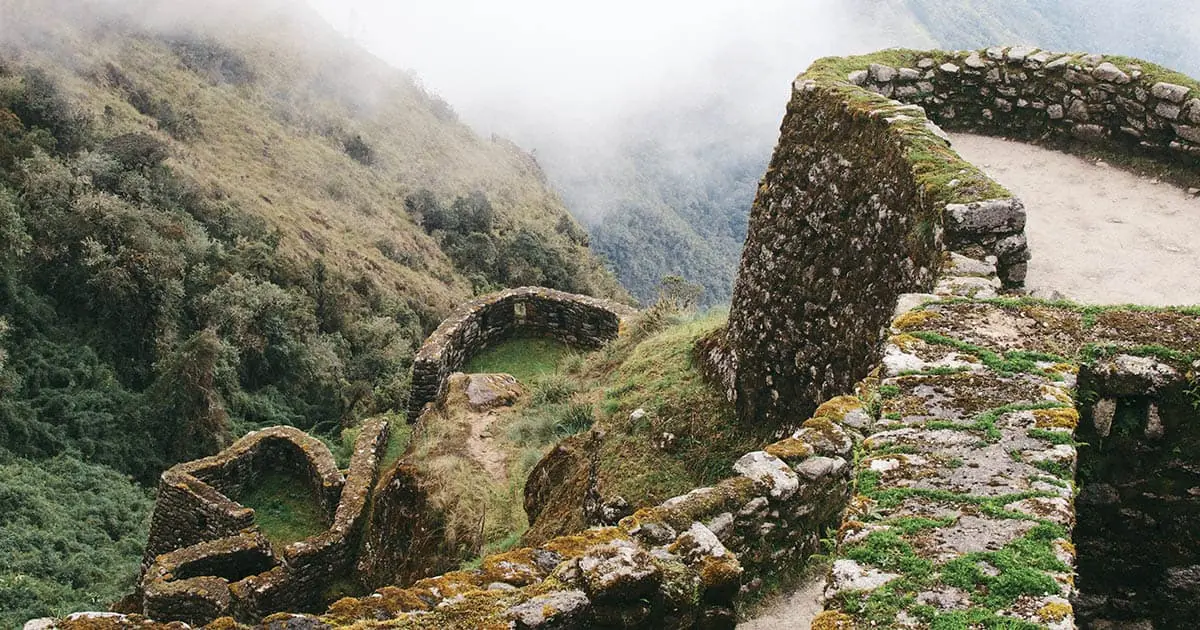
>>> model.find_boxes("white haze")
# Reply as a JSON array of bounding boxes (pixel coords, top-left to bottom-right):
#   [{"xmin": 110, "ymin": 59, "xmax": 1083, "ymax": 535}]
[{"xmin": 305, "ymin": 0, "xmax": 929, "ymax": 221}]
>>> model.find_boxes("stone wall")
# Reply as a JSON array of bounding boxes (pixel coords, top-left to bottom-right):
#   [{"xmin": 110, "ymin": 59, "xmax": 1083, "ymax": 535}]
[
  {"xmin": 1073, "ymin": 355, "xmax": 1200, "ymax": 628},
  {"xmin": 137, "ymin": 419, "xmax": 391, "ymax": 624},
  {"xmin": 141, "ymin": 427, "xmax": 343, "ymax": 573},
  {"xmin": 850, "ymin": 48, "xmax": 1200, "ymax": 165},
  {"xmin": 266, "ymin": 405, "xmax": 855, "ymax": 628},
  {"xmin": 407, "ymin": 286, "xmax": 635, "ymax": 420},
  {"xmin": 716, "ymin": 62, "xmax": 1022, "ymax": 434}
]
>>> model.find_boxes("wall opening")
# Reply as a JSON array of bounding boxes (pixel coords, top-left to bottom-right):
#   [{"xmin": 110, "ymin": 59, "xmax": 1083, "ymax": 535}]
[{"xmin": 1073, "ymin": 373, "xmax": 1200, "ymax": 629}]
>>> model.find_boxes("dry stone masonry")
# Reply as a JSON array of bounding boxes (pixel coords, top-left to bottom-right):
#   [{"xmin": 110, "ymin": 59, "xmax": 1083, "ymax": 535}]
[
  {"xmin": 136, "ymin": 419, "xmax": 391, "ymax": 624},
  {"xmin": 407, "ymin": 287, "xmax": 635, "ymax": 420},
  {"xmin": 33, "ymin": 49, "xmax": 1200, "ymax": 630}
]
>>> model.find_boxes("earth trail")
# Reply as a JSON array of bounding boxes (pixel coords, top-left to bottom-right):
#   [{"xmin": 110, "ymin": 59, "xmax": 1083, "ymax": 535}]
[{"xmin": 951, "ymin": 133, "xmax": 1200, "ymax": 306}]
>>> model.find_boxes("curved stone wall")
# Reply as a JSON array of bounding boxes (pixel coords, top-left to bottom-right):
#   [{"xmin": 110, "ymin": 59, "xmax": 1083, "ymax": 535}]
[
  {"xmin": 849, "ymin": 48, "xmax": 1200, "ymax": 164},
  {"xmin": 407, "ymin": 286, "xmax": 636, "ymax": 420},
  {"xmin": 137, "ymin": 419, "xmax": 390, "ymax": 624},
  {"xmin": 716, "ymin": 60, "xmax": 1026, "ymax": 434}
]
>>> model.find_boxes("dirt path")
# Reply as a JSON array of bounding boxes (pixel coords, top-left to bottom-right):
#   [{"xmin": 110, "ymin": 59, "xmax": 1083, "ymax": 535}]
[
  {"xmin": 738, "ymin": 573, "xmax": 826, "ymax": 630},
  {"xmin": 464, "ymin": 408, "xmax": 509, "ymax": 481},
  {"xmin": 949, "ymin": 133, "xmax": 1200, "ymax": 306}
]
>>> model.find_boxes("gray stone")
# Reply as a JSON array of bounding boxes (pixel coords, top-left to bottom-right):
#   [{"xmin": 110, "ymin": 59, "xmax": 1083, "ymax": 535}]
[
  {"xmin": 1045, "ymin": 56, "xmax": 1072, "ymax": 71},
  {"xmin": 964, "ymin": 53, "xmax": 988, "ymax": 70},
  {"xmin": 794, "ymin": 455, "xmax": 848, "ymax": 481},
  {"xmin": 826, "ymin": 559, "xmax": 899, "ymax": 596},
  {"xmin": 1007, "ymin": 46, "xmax": 1036, "ymax": 63},
  {"xmin": 1174, "ymin": 125, "xmax": 1200, "ymax": 143},
  {"xmin": 986, "ymin": 47, "xmax": 1006, "ymax": 61},
  {"xmin": 869, "ymin": 63, "xmax": 897, "ymax": 83},
  {"xmin": 898, "ymin": 68, "xmax": 922, "ymax": 82},
  {"xmin": 23, "ymin": 620, "xmax": 57, "ymax": 630},
  {"xmin": 507, "ymin": 590, "xmax": 591, "ymax": 629},
  {"xmin": 847, "ymin": 70, "xmax": 868, "ymax": 86},
  {"xmin": 945, "ymin": 199, "xmax": 1026, "ymax": 235},
  {"xmin": 734, "ymin": 451, "xmax": 800, "ymax": 500},
  {"xmin": 918, "ymin": 57, "xmax": 937, "ymax": 69},
  {"xmin": 1157, "ymin": 102, "xmax": 1183, "ymax": 120},
  {"xmin": 672, "ymin": 523, "xmax": 731, "ymax": 564},
  {"xmin": 1072, "ymin": 124, "xmax": 1107, "ymax": 142},
  {"xmin": 946, "ymin": 252, "xmax": 997, "ymax": 277},
  {"xmin": 1089, "ymin": 354, "xmax": 1181, "ymax": 395},
  {"xmin": 1081, "ymin": 53, "xmax": 1105, "ymax": 66},
  {"xmin": 918, "ymin": 586, "xmax": 972, "ymax": 609},
  {"xmin": 924, "ymin": 119, "xmax": 951, "ymax": 143},
  {"xmin": 1092, "ymin": 62, "xmax": 1131, "ymax": 84},
  {"xmin": 1067, "ymin": 99, "xmax": 1090, "ymax": 121},
  {"xmin": 1048, "ymin": 104, "xmax": 1065, "ymax": 119},
  {"xmin": 994, "ymin": 234, "xmax": 1031, "ymax": 261},
  {"xmin": 488, "ymin": 581, "xmax": 518, "ymax": 591},
  {"xmin": 1186, "ymin": 99, "xmax": 1200, "ymax": 123},
  {"xmin": 1092, "ymin": 398, "xmax": 1116, "ymax": 438},
  {"xmin": 578, "ymin": 541, "xmax": 659, "ymax": 601},
  {"xmin": 1152, "ymin": 82, "xmax": 1191, "ymax": 103},
  {"xmin": 463, "ymin": 373, "xmax": 524, "ymax": 411},
  {"xmin": 940, "ymin": 62, "xmax": 961, "ymax": 74},
  {"xmin": 1026, "ymin": 51, "xmax": 1053, "ymax": 68}
]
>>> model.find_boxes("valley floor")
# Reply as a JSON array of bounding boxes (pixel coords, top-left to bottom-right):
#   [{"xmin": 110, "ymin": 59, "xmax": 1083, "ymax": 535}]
[{"xmin": 950, "ymin": 133, "xmax": 1200, "ymax": 306}]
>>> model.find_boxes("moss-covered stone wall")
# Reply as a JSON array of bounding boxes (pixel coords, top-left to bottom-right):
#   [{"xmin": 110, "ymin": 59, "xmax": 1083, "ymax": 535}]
[
  {"xmin": 845, "ymin": 48, "xmax": 1200, "ymax": 164},
  {"xmin": 718, "ymin": 67, "xmax": 991, "ymax": 434},
  {"xmin": 407, "ymin": 287, "xmax": 636, "ymax": 420},
  {"xmin": 136, "ymin": 419, "xmax": 391, "ymax": 624},
  {"xmin": 1074, "ymin": 358, "xmax": 1200, "ymax": 627}
]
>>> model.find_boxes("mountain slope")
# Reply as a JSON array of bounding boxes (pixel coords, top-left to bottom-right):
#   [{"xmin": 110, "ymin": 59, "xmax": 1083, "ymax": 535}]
[{"xmin": 0, "ymin": 0, "xmax": 623, "ymax": 622}]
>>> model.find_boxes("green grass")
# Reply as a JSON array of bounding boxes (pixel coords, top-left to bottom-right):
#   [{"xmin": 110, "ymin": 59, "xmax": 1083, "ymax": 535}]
[
  {"xmin": 237, "ymin": 471, "xmax": 329, "ymax": 547},
  {"xmin": 464, "ymin": 337, "xmax": 575, "ymax": 383}
]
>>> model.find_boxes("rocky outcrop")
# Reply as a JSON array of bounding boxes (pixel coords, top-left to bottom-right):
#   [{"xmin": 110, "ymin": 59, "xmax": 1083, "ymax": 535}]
[{"xmin": 407, "ymin": 287, "xmax": 635, "ymax": 420}]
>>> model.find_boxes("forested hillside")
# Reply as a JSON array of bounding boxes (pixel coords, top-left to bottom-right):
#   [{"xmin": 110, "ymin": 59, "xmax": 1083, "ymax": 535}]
[
  {"xmin": 573, "ymin": 0, "xmax": 1200, "ymax": 306},
  {"xmin": 0, "ymin": 0, "xmax": 622, "ymax": 623}
]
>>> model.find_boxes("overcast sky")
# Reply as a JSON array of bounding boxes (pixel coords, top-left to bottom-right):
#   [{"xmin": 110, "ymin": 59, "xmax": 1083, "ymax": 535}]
[{"xmin": 304, "ymin": 0, "xmax": 920, "ymax": 143}]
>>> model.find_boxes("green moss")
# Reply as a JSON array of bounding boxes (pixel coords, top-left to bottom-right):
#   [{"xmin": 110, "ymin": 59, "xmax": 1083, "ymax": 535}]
[
  {"xmin": 237, "ymin": 471, "xmax": 328, "ymax": 548},
  {"xmin": 464, "ymin": 336, "xmax": 575, "ymax": 383},
  {"xmin": 907, "ymin": 331, "xmax": 1068, "ymax": 376}
]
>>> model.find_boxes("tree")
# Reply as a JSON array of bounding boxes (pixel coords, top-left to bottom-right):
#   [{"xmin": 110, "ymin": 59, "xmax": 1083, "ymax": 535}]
[
  {"xmin": 148, "ymin": 328, "xmax": 233, "ymax": 464},
  {"xmin": 451, "ymin": 190, "xmax": 494, "ymax": 234}
]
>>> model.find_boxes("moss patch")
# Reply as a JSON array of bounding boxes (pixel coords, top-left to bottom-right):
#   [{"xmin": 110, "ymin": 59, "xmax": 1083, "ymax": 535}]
[{"xmin": 237, "ymin": 471, "xmax": 328, "ymax": 548}]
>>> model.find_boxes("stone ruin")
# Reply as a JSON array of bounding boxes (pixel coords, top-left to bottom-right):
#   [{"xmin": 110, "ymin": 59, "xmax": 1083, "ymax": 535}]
[
  {"xmin": 135, "ymin": 419, "xmax": 390, "ymax": 624},
  {"xmin": 38, "ymin": 48, "xmax": 1200, "ymax": 629},
  {"xmin": 407, "ymin": 286, "xmax": 636, "ymax": 420}
]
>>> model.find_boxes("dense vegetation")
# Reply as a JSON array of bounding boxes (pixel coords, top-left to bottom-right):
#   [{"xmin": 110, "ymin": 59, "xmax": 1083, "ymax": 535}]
[{"xmin": 0, "ymin": 0, "xmax": 623, "ymax": 622}]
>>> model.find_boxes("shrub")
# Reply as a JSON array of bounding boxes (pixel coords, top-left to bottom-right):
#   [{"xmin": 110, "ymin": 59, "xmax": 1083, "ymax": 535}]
[
  {"xmin": 168, "ymin": 35, "xmax": 256, "ymax": 85},
  {"xmin": 342, "ymin": 133, "xmax": 374, "ymax": 166},
  {"xmin": 531, "ymin": 373, "xmax": 578, "ymax": 406},
  {"xmin": 101, "ymin": 132, "xmax": 169, "ymax": 170}
]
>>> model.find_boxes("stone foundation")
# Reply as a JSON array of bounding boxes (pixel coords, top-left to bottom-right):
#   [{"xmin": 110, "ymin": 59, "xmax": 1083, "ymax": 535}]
[
  {"xmin": 407, "ymin": 286, "xmax": 635, "ymax": 420},
  {"xmin": 137, "ymin": 419, "xmax": 390, "ymax": 624}
]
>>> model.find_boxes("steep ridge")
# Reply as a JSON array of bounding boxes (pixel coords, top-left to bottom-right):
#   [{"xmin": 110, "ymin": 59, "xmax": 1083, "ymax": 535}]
[{"xmin": 0, "ymin": 0, "xmax": 623, "ymax": 623}]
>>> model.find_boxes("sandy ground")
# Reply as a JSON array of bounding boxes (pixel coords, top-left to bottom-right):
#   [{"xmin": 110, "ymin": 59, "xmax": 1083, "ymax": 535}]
[
  {"xmin": 738, "ymin": 574, "xmax": 826, "ymax": 630},
  {"xmin": 949, "ymin": 133, "xmax": 1200, "ymax": 306}
]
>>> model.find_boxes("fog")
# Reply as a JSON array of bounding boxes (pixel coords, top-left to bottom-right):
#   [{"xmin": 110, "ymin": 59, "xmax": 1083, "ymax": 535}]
[{"xmin": 305, "ymin": 0, "xmax": 927, "ymax": 222}]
